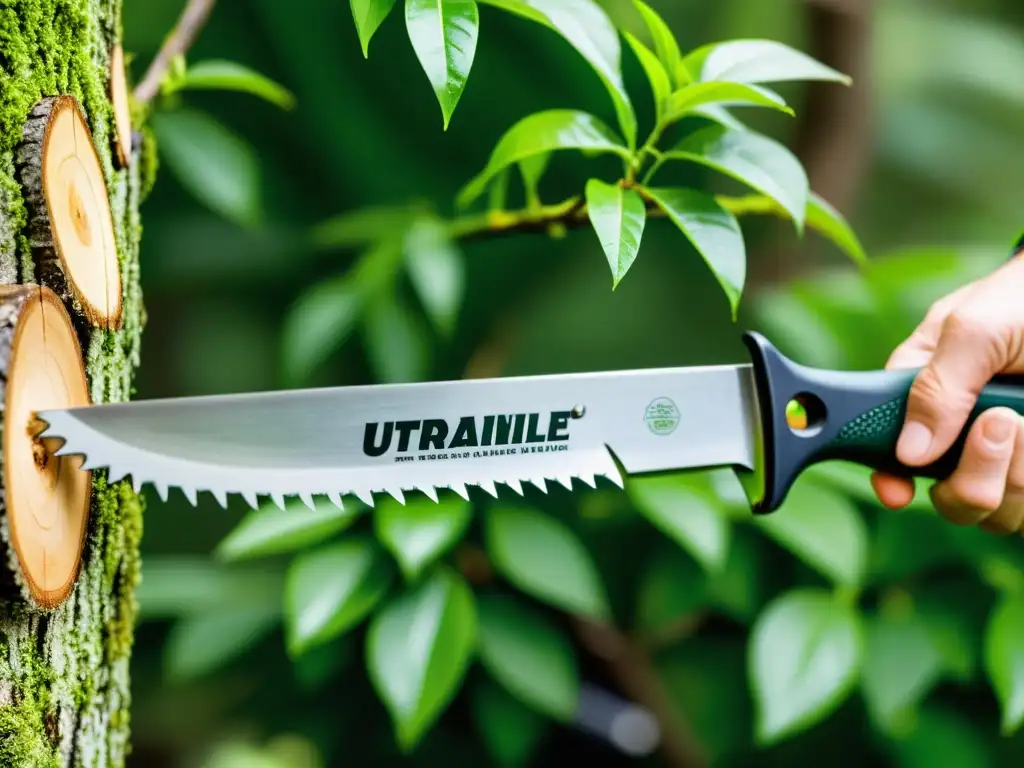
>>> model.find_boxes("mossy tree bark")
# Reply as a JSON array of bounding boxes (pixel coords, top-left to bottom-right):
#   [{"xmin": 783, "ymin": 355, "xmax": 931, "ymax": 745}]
[{"xmin": 0, "ymin": 0, "xmax": 152, "ymax": 765}]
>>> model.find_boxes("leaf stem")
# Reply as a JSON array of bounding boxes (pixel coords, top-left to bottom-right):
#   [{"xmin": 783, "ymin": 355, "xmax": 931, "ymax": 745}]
[{"xmin": 447, "ymin": 193, "xmax": 784, "ymax": 243}]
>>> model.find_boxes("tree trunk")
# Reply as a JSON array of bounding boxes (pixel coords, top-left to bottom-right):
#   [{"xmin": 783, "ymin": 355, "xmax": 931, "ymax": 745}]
[{"xmin": 0, "ymin": 1, "xmax": 151, "ymax": 765}]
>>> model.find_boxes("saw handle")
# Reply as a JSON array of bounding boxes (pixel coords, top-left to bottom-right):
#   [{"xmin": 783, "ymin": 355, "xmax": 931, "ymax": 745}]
[{"xmin": 742, "ymin": 332, "xmax": 1024, "ymax": 514}]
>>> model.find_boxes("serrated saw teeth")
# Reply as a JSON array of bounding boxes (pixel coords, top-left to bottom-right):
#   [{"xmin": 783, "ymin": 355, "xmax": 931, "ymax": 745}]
[
  {"xmin": 451, "ymin": 483, "xmax": 470, "ymax": 501},
  {"xmin": 387, "ymin": 488, "xmax": 406, "ymax": 505}
]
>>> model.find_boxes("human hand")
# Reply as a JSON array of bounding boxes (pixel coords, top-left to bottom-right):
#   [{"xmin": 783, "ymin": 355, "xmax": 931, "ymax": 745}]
[{"xmin": 871, "ymin": 255, "xmax": 1024, "ymax": 534}]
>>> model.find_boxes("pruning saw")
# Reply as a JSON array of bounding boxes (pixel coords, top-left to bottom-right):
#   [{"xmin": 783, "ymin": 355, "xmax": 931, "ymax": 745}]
[{"xmin": 36, "ymin": 332, "xmax": 1024, "ymax": 513}]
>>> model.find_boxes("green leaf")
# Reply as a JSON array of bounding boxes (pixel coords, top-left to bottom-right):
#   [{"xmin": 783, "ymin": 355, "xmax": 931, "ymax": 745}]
[
  {"xmin": 750, "ymin": 589, "xmax": 864, "ymax": 745},
  {"xmin": 584, "ymin": 179, "xmax": 646, "ymax": 288},
  {"xmin": 635, "ymin": 545, "xmax": 706, "ymax": 634},
  {"xmin": 628, "ymin": 474, "xmax": 730, "ymax": 572},
  {"xmin": 485, "ymin": 505, "xmax": 609, "ymax": 620},
  {"xmin": 367, "ymin": 567, "xmax": 477, "ymax": 751},
  {"xmin": 284, "ymin": 538, "xmax": 394, "ymax": 655},
  {"xmin": 665, "ymin": 82, "xmax": 794, "ymax": 122},
  {"xmin": 807, "ymin": 192, "xmax": 868, "ymax": 265},
  {"xmin": 477, "ymin": 593, "xmax": 580, "ymax": 721},
  {"xmin": 682, "ymin": 39, "xmax": 852, "ymax": 86},
  {"xmin": 310, "ymin": 206, "xmax": 422, "ymax": 250},
  {"xmin": 150, "ymin": 108, "xmax": 261, "ymax": 227},
  {"xmin": 890, "ymin": 707, "xmax": 991, "ymax": 768},
  {"xmin": 643, "ymin": 187, "xmax": 746, "ymax": 318},
  {"xmin": 405, "ymin": 0, "xmax": 480, "ymax": 128},
  {"xmin": 755, "ymin": 479, "xmax": 868, "ymax": 588},
  {"xmin": 404, "ymin": 218, "xmax": 465, "ymax": 334},
  {"xmin": 136, "ymin": 557, "xmax": 283, "ymax": 619},
  {"xmin": 282, "ymin": 240, "xmax": 401, "ymax": 385},
  {"xmin": 164, "ymin": 606, "xmax": 279, "ymax": 682},
  {"xmin": 984, "ymin": 594, "xmax": 1024, "ymax": 734},
  {"xmin": 518, "ymin": 153, "xmax": 550, "ymax": 207},
  {"xmin": 351, "ymin": 0, "xmax": 399, "ymax": 56},
  {"xmin": 478, "ymin": 0, "xmax": 636, "ymax": 147},
  {"xmin": 707, "ymin": 530, "xmax": 762, "ymax": 623},
  {"xmin": 861, "ymin": 611, "xmax": 944, "ymax": 735},
  {"xmin": 664, "ymin": 126, "xmax": 808, "ymax": 232},
  {"xmin": 175, "ymin": 60, "xmax": 296, "ymax": 110},
  {"xmin": 457, "ymin": 110, "xmax": 629, "ymax": 208},
  {"xmin": 471, "ymin": 676, "xmax": 549, "ymax": 768},
  {"xmin": 363, "ymin": 292, "xmax": 430, "ymax": 383},
  {"xmin": 632, "ymin": 0, "xmax": 683, "ymax": 87},
  {"xmin": 375, "ymin": 495, "xmax": 472, "ymax": 580},
  {"xmin": 623, "ymin": 33, "xmax": 671, "ymax": 125},
  {"xmin": 216, "ymin": 500, "xmax": 361, "ymax": 562}
]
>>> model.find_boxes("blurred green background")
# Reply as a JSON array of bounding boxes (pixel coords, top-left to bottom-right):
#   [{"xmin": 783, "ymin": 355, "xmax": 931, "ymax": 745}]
[{"xmin": 121, "ymin": 0, "xmax": 1024, "ymax": 765}]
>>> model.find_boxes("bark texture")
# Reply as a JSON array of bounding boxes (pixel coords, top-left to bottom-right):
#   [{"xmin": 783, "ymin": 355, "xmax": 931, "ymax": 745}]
[{"xmin": 0, "ymin": 0, "xmax": 152, "ymax": 765}]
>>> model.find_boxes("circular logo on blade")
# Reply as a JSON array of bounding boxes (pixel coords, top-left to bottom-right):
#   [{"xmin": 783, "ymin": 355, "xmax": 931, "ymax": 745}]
[{"xmin": 645, "ymin": 397, "xmax": 680, "ymax": 435}]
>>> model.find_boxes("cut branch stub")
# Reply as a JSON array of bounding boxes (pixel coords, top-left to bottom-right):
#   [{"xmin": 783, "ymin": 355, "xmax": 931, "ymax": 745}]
[
  {"xmin": 1, "ymin": 285, "xmax": 91, "ymax": 609},
  {"xmin": 110, "ymin": 45, "xmax": 134, "ymax": 169},
  {"xmin": 17, "ymin": 95, "xmax": 123, "ymax": 330}
]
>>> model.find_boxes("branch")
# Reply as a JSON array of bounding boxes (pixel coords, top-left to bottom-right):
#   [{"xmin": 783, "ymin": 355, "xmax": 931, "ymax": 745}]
[
  {"xmin": 133, "ymin": 0, "xmax": 218, "ymax": 106},
  {"xmin": 571, "ymin": 617, "xmax": 709, "ymax": 768},
  {"xmin": 448, "ymin": 193, "xmax": 783, "ymax": 244}
]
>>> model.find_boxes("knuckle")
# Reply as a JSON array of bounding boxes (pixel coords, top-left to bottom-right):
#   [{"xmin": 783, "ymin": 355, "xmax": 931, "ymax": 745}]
[
  {"xmin": 947, "ymin": 475, "xmax": 1004, "ymax": 514},
  {"xmin": 944, "ymin": 306, "xmax": 998, "ymax": 343}
]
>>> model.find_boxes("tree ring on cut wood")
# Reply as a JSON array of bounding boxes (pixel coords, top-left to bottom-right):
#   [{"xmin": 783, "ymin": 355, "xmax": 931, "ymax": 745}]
[
  {"xmin": 2, "ymin": 284, "xmax": 91, "ymax": 609},
  {"xmin": 17, "ymin": 95, "xmax": 123, "ymax": 330},
  {"xmin": 110, "ymin": 45, "xmax": 133, "ymax": 169}
]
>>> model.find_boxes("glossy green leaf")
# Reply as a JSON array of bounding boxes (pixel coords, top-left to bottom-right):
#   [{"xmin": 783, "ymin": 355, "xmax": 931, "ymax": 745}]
[
  {"xmin": 584, "ymin": 179, "xmax": 646, "ymax": 288},
  {"xmin": 808, "ymin": 192, "xmax": 868, "ymax": 265},
  {"xmin": 479, "ymin": 0, "xmax": 636, "ymax": 147},
  {"xmin": 707, "ymin": 530, "xmax": 762, "ymax": 623},
  {"xmin": 665, "ymin": 126, "xmax": 809, "ymax": 232},
  {"xmin": 485, "ymin": 505, "xmax": 609, "ymax": 620},
  {"xmin": 643, "ymin": 187, "xmax": 746, "ymax": 318},
  {"xmin": 284, "ymin": 538, "xmax": 394, "ymax": 655},
  {"xmin": 363, "ymin": 292, "xmax": 430, "ymax": 383},
  {"xmin": 404, "ymin": 218, "xmax": 465, "ymax": 335},
  {"xmin": 216, "ymin": 500, "xmax": 361, "ymax": 562},
  {"xmin": 351, "ymin": 0, "xmax": 399, "ymax": 56},
  {"xmin": 375, "ymin": 496, "xmax": 472, "ymax": 580},
  {"xmin": 150, "ymin": 108, "xmax": 261, "ymax": 227},
  {"xmin": 682, "ymin": 39, "xmax": 851, "ymax": 86},
  {"xmin": 405, "ymin": 0, "xmax": 480, "ymax": 128},
  {"xmin": 457, "ymin": 110, "xmax": 629, "ymax": 208},
  {"xmin": 518, "ymin": 153, "xmax": 550, "ymax": 207},
  {"xmin": 750, "ymin": 589, "xmax": 864, "ymax": 745},
  {"xmin": 632, "ymin": 0, "xmax": 684, "ymax": 87},
  {"xmin": 623, "ymin": 33, "xmax": 671, "ymax": 124},
  {"xmin": 477, "ymin": 593, "xmax": 580, "ymax": 721},
  {"xmin": 164, "ymin": 606, "xmax": 279, "ymax": 682},
  {"xmin": 471, "ymin": 676, "xmax": 549, "ymax": 768},
  {"xmin": 367, "ymin": 568, "xmax": 477, "ymax": 751},
  {"xmin": 665, "ymin": 82, "xmax": 793, "ymax": 123},
  {"xmin": 635, "ymin": 546, "xmax": 706, "ymax": 634},
  {"xmin": 282, "ymin": 240, "xmax": 401, "ymax": 385},
  {"xmin": 176, "ymin": 60, "xmax": 296, "ymax": 109},
  {"xmin": 629, "ymin": 474, "xmax": 729, "ymax": 572},
  {"xmin": 755, "ymin": 479, "xmax": 868, "ymax": 588},
  {"xmin": 984, "ymin": 594, "xmax": 1024, "ymax": 734},
  {"xmin": 861, "ymin": 611, "xmax": 944, "ymax": 735},
  {"xmin": 690, "ymin": 103, "xmax": 747, "ymax": 130}
]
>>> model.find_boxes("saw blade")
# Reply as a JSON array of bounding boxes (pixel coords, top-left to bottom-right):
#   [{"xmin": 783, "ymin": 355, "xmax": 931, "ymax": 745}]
[{"xmin": 37, "ymin": 364, "xmax": 759, "ymax": 509}]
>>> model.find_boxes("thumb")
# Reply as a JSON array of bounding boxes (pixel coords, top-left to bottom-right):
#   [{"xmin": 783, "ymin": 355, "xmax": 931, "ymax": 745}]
[{"xmin": 897, "ymin": 313, "xmax": 1006, "ymax": 467}]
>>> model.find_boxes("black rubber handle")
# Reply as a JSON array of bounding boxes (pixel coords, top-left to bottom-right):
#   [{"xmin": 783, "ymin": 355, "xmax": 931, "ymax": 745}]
[{"xmin": 742, "ymin": 332, "xmax": 1024, "ymax": 514}]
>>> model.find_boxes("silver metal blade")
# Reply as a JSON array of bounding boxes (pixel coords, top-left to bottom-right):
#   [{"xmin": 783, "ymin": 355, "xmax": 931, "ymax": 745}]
[{"xmin": 36, "ymin": 364, "xmax": 760, "ymax": 508}]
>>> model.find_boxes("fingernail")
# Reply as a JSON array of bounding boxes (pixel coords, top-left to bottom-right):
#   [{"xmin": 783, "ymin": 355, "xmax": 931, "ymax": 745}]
[
  {"xmin": 984, "ymin": 414, "xmax": 1015, "ymax": 448},
  {"xmin": 897, "ymin": 421, "xmax": 933, "ymax": 463}
]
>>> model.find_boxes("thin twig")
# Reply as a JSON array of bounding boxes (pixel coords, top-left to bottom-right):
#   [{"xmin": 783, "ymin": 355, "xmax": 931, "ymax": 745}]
[
  {"xmin": 448, "ymin": 193, "xmax": 783, "ymax": 245},
  {"xmin": 133, "ymin": 0, "xmax": 218, "ymax": 105}
]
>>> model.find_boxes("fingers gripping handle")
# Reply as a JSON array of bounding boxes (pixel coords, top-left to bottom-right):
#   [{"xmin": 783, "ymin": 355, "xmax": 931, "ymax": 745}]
[{"xmin": 742, "ymin": 332, "xmax": 1024, "ymax": 514}]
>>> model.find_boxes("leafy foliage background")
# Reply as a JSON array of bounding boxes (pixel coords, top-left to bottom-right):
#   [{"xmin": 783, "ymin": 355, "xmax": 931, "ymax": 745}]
[{"xmin": 122, "ymin": 0, "xmax": 1024, "ymax": 766}]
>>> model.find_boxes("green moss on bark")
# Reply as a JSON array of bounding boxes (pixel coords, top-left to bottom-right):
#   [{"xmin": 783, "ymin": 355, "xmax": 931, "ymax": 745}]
[{"xmin": 0, "ymin": 0, "xmax": 145, "ymax": 766}]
